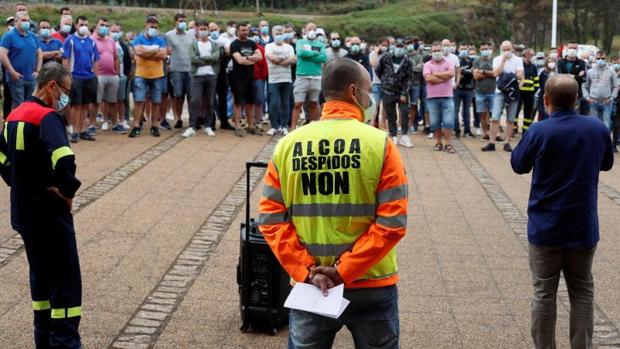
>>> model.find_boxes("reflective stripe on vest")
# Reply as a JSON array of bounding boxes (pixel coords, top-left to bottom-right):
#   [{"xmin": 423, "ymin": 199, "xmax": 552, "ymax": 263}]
[
  {"xmin": 274, "ymin": 119, "xmax": 398, "ymax": 282},
  {"xmin": 0, "ymin": 151, "xmax": 7, "ymax": 165},
  {"xmin": 520, "ymin": 79, "xmax": 535, "ymax": 92},
  {"xmin": 51, "ymin": 146, "xmax": 74, "ymax": 169},
  {"xmin": 15, "ymin": 122, "xmax": 25, "ymax": 150}
]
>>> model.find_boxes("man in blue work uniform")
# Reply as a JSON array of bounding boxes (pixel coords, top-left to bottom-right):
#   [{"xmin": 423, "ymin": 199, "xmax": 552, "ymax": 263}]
[{"xmin": 0, "ymin": 62, "xmax": 82, "ymax": 349}]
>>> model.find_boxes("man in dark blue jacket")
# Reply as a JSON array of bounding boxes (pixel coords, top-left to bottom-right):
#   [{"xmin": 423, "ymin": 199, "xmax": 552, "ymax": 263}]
[
  {"xmin": 0, "ymin": 62, "xmax": 82, "ymax": 349},
  {"xmin": 511, "ymin": 74, "xmax": 614, "ymax": 349}
]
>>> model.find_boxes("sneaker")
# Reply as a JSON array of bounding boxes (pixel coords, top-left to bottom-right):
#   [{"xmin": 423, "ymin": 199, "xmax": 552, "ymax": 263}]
[
  {"xmin": 96, "ymin": 113, "xmax": 103, "ymax": 123},
  {"xmin": 423, "ymin": 126, "xmax": 430, "ymax": 135},
  {"xmin": 247, "ymin": 127, "xmax": 262, "ymax": 136},
  {"xmin": 482, "ymin": 134, "xmax": 490, "ymax": 140},
  {"xmin": 475, "ymin": 128, "xmax": 482, "ymax": 136},
  {"xmin": 174, "ymin": 120, "xmax": 183, "ymax": 129},
  {"xmin": 465, "ymin": 131, "xmax": 475, "ymax": 138},
  {"xmin": 408, "ymin": 126, "xmax": 417, "ymax": 134},
  {"xmin": 398, "ymin": 135, "xmax": 413, "ymax": 148},
  {"xmin": 79, "ymin": 132, "xmax": 95, "ymax": 141},
  {"xmin": 266, "ymin": 128, "xmax": 277, "ymax": 136},
  {"xmin": 160, "ymin": 120, "xmax": 172, "ymax": 130},
  {"xmin": 87, "ymin": 126, "xmax": 97, "ymax": 136},
  {"xmin": 150, "ymin": 126, "xmax": 160, "ymax": 137},
  {"xmin": 182, "ymin": 127, "xmax": 196, "ymax": 138},
  {"xmin": 121, "ymin": 120, "xmax": 130, "ymax": 130},
  {"xmin": 503, "ymin": 143, "xmax": 513, "ymax": 152},
  {"xmin": 70, "ymin": 132, "xmax": 79, "ymax": 143},
  {"xmin": 481, "ymin": 143, "xmax": 496, "ymax": 152},
  {"xmin": 495, "ymin": 136, "xmax": 505, "ymax": 142},
  {"xmin": 205, "ymin": 127, "xmax": 215, "ymax": 137},
  {"xmin": 427, "ymin": 133, "xmax": 434, "ymax": 140},
  {"xmin": 281, "ymin": 127, "xmax": 289, "ymax": 136},
  {"xmin": 235, "ymin": 128, "xmax": 245, "ymax": 137},
  {"xmin": 112, "ymin": 124, "xmax": 127, "ymax": 134},
  {"xmin": 101, "ymin": 121, "xmax": 109, "ymax": 131},
  {"xmin": 129, "ymin": 127, "xmax": 141, "ymax": 138},
  {"xmin": 391, "ymin": 136, "xmax": 399, "ymax": 144}
]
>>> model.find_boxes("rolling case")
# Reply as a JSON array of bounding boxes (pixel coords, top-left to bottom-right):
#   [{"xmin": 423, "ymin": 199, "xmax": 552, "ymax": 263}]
[{"xmin": 237, "ymin": 161, "xmax": 291, "ymax": 335}]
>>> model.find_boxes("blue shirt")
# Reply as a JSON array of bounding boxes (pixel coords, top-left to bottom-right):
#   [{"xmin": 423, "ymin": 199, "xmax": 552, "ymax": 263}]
[
  {"xmin": 62, "ymin": 34, "xmax": 99, "ymax": 79},
  {"xmin": 511, "ymin": 110, "xmax": 614, "ymax": 247},
  {"xmin": 0, "ymin": 28, "xmax": 40, "ymax": 81},
  {"xmin": 39, "ymin": 37, "xmax": 63, "ymax": 63}
]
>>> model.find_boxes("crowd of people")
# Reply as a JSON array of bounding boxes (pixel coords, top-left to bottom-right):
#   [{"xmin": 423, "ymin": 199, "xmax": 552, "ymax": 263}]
[{"xmin": 0, "ymin": 2, "xmax": 619, "ymax": 152}]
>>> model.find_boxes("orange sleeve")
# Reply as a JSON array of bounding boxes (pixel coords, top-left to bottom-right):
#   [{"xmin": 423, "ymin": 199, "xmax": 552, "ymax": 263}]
[
  {"xmin": 336, "ymin": 138, "xmax": 408, "ymax": 285},
  {"xmin": 258, "ymin": 160, "xmax": 316, "ymax": 283}
]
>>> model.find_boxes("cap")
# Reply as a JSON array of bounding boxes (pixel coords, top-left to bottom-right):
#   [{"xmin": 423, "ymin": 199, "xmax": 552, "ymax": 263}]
[
  {"xmin": 394, "ymin": 38, "xmax": 405, "ymax": 46},
  {"xmin": 250, "ymin": 27, "xmax": 259, "ymax": 33},
  {"xmin": 6, "ymin": 16, "xmax": 14, "ymax": 25},
  {"xmin": 315, "ymin": 28, "xmax": 325, "ymax": 36},
  {"xmin": 535, "ymin": 51, "xmax": 545, "ymax": 58},
  {"xmin": 515, "ymin": 44, "xmax": 525, "ymax": 51}
]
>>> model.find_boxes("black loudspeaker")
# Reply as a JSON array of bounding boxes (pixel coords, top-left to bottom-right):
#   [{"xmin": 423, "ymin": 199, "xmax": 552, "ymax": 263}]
[{"xmin": 237, "ymin": 161, "xmax": 291, "ymax": 336}]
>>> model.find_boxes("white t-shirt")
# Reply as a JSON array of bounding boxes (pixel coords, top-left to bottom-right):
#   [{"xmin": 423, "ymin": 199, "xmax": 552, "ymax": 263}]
[
  {"xmin": 196, "ymin": 40, "xmax": 215, "ymax": 76},
  {"xmin": 445, "ymin": 53, "xmax": 460, "ymax": 88},
  {"xmin": 265, "ymin": 42, "xmax": 294, "ymax": 84},
  {"xmin": 369, "ymin": 51, "xmax": 384, "ymax": 84},
  {"xmin": 493, "ymin": 55, "xmax": 524, "ymax": 93}
]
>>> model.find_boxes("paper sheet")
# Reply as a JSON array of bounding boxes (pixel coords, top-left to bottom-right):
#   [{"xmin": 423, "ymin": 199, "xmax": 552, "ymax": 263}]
[{"xmin": 284, "ymin": 283, "xmax": 350, "ymax": 319}]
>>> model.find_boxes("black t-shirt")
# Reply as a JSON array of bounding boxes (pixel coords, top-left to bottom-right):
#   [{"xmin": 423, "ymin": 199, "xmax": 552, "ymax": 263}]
[
  {"xmin": 457, "ymin": 57, "xmax": 475, "ymax": 90},
  {"xmin": 230, "ymin": 39, "xmax": 257, "ymax": 79}
]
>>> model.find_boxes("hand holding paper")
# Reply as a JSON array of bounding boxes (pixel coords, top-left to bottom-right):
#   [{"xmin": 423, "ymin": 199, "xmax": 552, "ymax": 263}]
[{"xmin": 284, "ymin": 283, "xmax": 350, "ymax": 319}]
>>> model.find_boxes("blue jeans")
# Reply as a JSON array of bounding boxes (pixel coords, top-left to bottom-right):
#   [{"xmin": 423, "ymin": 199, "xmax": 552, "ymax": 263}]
[
  {"xmin": 416, "ymin": 84, "xmax": 427, "ymax": 126},
  {"xmin": 590, "ymin": 101, "xmax": 613, "ymax": 132},
  {"xmin": 268, "ymin": 82, "xmax": 292, "ymax": 129},
  {"xmin": 454, "ymin": 89, "xmax": 474, "ymax": 133},
  {"xmin": 134, "ymin": 77, "xmax": 163, "ymax": 104},
  {"xmin": 9, "ymin": 78, "xmax": 35, "ymax": 110},
  {"xmin": 427, "ymin": 97, "xmax": 455, "ymax": 131},
  {"xmin": 254, "ymin": 79, "xmax": 266, "ymax": 106},
  {"xmin": 288, "ymin": 286, "xmax": 399, "ymax": 349}
]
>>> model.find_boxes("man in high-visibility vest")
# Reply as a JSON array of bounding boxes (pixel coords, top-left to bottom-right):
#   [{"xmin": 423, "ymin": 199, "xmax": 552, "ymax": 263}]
[
  {"xmin": 0, "ymin": 62, "xmax": 82, "ymax": 348},
  {"xmin": 258, "ymin": 57, "xmax": 408, "ymax": 349},
  {"xmin": 517, "ymin": 48, "xmax": 539, "ymax": 134}
]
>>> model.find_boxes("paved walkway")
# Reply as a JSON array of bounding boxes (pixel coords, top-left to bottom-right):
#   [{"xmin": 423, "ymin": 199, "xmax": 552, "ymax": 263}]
[{"xmin": 0, "ymin": 127, "xmax": 618, "ymax": 348}]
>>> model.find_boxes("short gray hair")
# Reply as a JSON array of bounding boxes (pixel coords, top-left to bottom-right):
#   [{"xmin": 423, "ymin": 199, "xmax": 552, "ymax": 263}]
[
  {"xmin": 37, "ymin": 62, "xmax": 71, "ymax": 89},
  {"xmin": 15, "ymin": 11, "xmax": 29, "ymax": 22}
]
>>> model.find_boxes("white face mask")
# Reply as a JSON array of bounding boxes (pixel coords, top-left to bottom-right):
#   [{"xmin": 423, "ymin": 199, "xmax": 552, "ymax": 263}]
[
  {"xmin": 353, "ymin": 86, "xmax": 375, "ymax": 123},
  {"xmin": 306, "ymin": 30, "xmax": 316, "ymax": 40},
  {"xmin": 547, "ymin": 62, "xmax": 556, "ymax": 70},
  {"xmin": 567, "ymin": 48, "xmax": 577, "ymax": 58}
]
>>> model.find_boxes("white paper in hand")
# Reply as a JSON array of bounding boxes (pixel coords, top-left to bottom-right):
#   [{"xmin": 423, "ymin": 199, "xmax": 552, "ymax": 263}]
[{"xmin": 284, "ymin": 283, "xmax": 350, "ymax": 319}]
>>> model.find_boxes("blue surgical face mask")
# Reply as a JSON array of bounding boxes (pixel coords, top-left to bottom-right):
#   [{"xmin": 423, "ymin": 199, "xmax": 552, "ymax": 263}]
[
  {"xmin": 459, "ymin": 50, "xmax": 468, "ymax": 57},
  {"xmin": 40, "ymin": 28, "xmax": 51, "ymax": 38},
  {"xmin": 147, "ymin": 27, "xmax": 158, "ymax": 37},
  {"xmin": 597, "ymin": 59, "xmax": 606, "ymax": 67},
  {"xmin": 19, "ymin": 21, "xmax": 30, "ymax": 31},
  {"xmin": 111, "ymin": 32, "xmax": 122, "ymax": 41},
  {"xmin": 613, "ymin": 63, "xmax": 620, "ymax": 72},
  {"xmin": 274, "ymin": 34, "xmax": 285, "ymax": 44},
  {"xmin": 98, "ymin": 26, "xmax": 109, "ymax": 36},
  {"xmin": 209, "ymin": 30, "xmax": 220, "ymax": 41},
  {"xmin": 61, "ymin": 24, "xmax": 72, "ymax": 33},
  {"xmin": 350, "ymin": 44, "xmax": 360, "ymax": 54},
  {"xmin": 56, "ymin": 85, "xmax": 70, "ymax": 111},
  {"xmin": 199, "ymin": 30, "xmax": 209, "ymax": 38},
  {"xmin": 177, "ymin": 22, "xmax": 187, "ymax": 31},
  {"xmin": 331, "ymin": 39, "xmax": 341, "ymax": 48},
  {"xmin": 260, "ymin": 26, "xmax": 269, "ymax": 35},
  {"xmin": 394, "ymin": 47, "xmax": 405, "ymax": 58},
  {"xmin": 480, "ymin": 49, "xmax": 492, "ymax": 57},
  {"xmin": 406, "ymin": 44, "xmax": 415, "ymax": 52},
  {"xmin": 469, "ymin": 54, "xmax": 478, "ymax": 60}
]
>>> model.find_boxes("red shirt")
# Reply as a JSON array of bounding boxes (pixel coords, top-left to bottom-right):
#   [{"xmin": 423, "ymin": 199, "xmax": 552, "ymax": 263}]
[
  {"xmin": 253, "ymin": 44, "xmax": 268, "ymax": 81},
  {"xmin": 51, "ymin": 32, "xmax": 69, "ymax": 44}
]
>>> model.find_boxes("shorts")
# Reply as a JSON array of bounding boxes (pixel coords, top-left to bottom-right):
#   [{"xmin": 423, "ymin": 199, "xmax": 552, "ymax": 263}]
[
  {"xmin": 254, "ymin": 79, "xmax": 266, "ymax": 106},
  {"xmin": 158, "ymin": 75, "xmax": 169, "ymax": 95},
  {"xmin": 427, "ymin": 97, "xmax": 455, "ymax": 130},
  {"xmin": 170, "ymin": 71, "xmax": 191, "ymax": 98},
  {"xmin": 475, "ymin": 92, "xmax": 495, "ymax": 113},
  {"xmin": 492, "ymin": 92, "xmax": 518, "ymax": 122},
  {"xmin": 293, "ymin": 76, "xmax": 321, "ymax": 103},
  {"xmin": 133, "ymin": 77, "xmax": 163, "ymax": 104},
  {"xmin": 118, "ymin": 75, "xmax": 128, "ymax": 101},
  {"xmin": 96, "ymin": 75, "xmax": 120, "ymax": 103},
  {"xmin": 372, "ymin": 83, "xmax": 383, "ymax": 103},
  {"xmin": 409, "ymin": 85, "xmax": 421, "ymax": 106},
  {"xmin": 70, "ymin": 76, "xmax": 98, "ymax": 106},
  {"xmin": 230, "ymin": 78, "xmax": 255, "ymax": 105}
]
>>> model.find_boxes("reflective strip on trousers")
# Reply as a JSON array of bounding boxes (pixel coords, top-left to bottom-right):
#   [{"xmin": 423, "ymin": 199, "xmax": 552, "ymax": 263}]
[
  {"xmin": 32, "ymin": 300, "xmax": 51, "ymax": 311},
  {"xmin": 377, "ymin": 215, "xmax": 407, "ymax": 228},
  {"xmin": 289, "ymin": 203, "xmax": 375, "ymax": 217},
  {"xmin": 51, "ymin": 146, "xmax": 74, "ymax": 169},
  {"xmin": 376, "ymin": 185, "xmax": 408, "ymax": 204},
  {"xmin": 0, "ymin": 151, "xmax": 6, "ymax": 165},
  {"xmin": 51, "ymin": 306, "xmax": 81, "ymax": 319},
  {"xmin": 301, "ymin": 242, "xmax": 354, "ymax": 257},
  {"xmin": 16, "ymin": 122, "xmax": 25, "ymax": 150},
  {"xmin": 257, "ymin": 212, "xmax": 289, "ymax": 225},
  {"xmin": 262, "ymin": 184, "xmax": 284, "ymax": 203}
]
